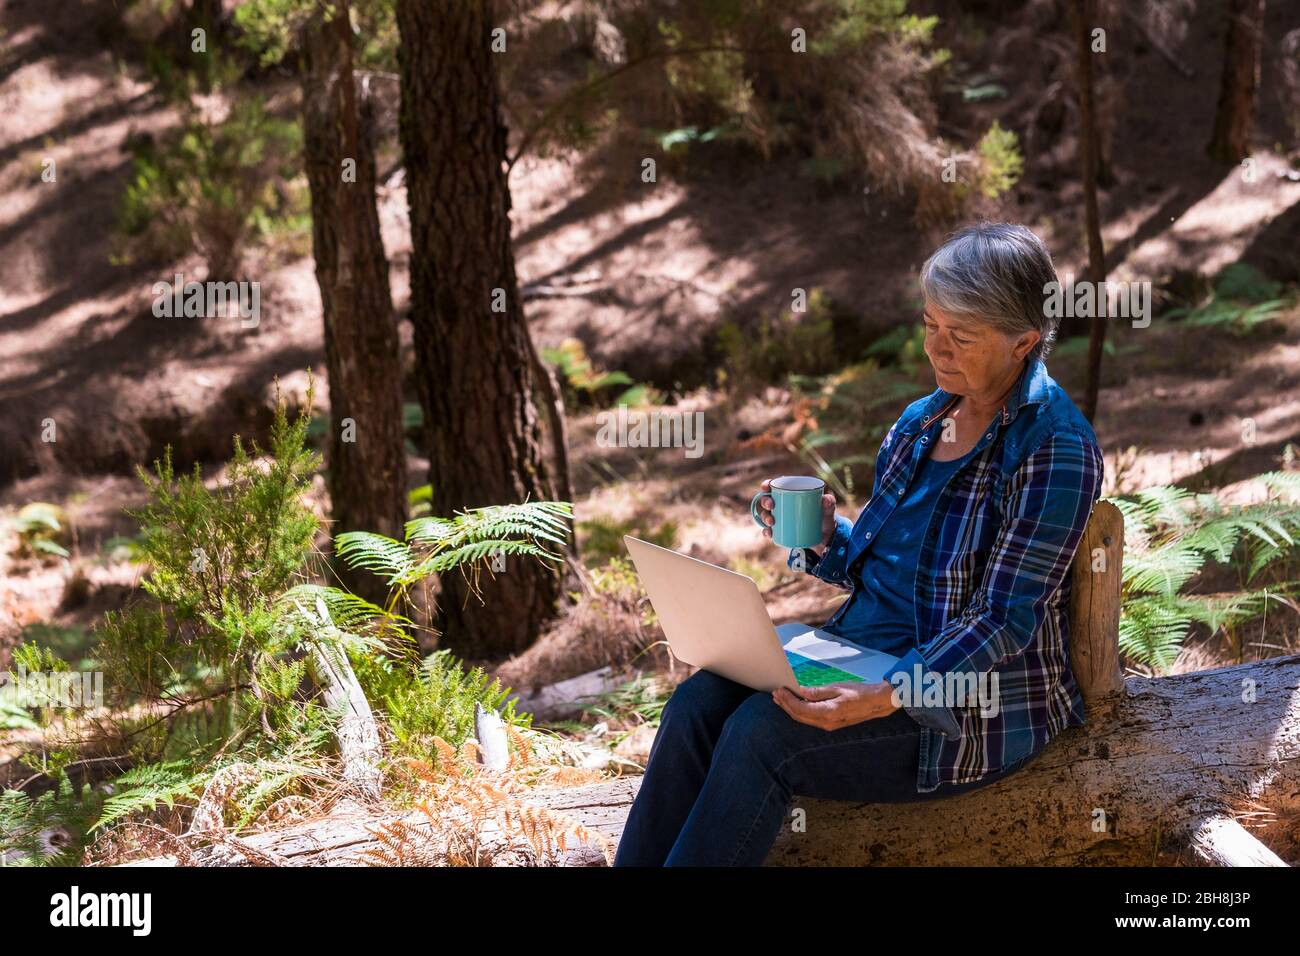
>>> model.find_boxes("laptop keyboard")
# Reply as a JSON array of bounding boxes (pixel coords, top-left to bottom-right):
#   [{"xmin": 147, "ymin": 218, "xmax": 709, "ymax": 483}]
[{"xmin": 785, "ymin": 650, "xmax": 866, "ymax": 687}]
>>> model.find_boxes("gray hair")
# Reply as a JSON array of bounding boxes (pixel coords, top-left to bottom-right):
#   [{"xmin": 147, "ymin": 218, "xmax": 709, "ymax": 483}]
[{"xmin": 919, "ymin": 221, "xmax": 1060, "ymax": 362}]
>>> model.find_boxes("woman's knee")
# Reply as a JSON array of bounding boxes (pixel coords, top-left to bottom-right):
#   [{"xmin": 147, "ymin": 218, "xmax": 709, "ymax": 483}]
[
  {"xmin": 664, "ymin": 668, "xmax": 746, "ymax": 717},
  {"xmin": 715, "ymin": 693, "xmax": 790, "ymax": 765}
]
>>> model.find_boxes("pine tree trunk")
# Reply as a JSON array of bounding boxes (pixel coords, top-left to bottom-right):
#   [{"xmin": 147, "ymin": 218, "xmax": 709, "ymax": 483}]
[
  {"xmin": 1070, "ymin": 0, "xmax": 1107, "ymax": 424},
  {"xmin": 1208, "ymin": 0, "xmax": 1266, "ymax": 164},
  {"xmin": 395, "ymin": 0, "xmax": 563, "ymax": 658},
  {"xmin": 302, "ymin": 1, "xmax": 408, "ymax": 607}
]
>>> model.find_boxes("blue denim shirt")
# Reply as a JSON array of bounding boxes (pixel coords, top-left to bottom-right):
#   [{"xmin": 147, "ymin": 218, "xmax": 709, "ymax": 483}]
[
  {"xmin": 787, "ymin": 357, "xmax": 1104, "ymax": 792},
  {"xmin": 825, "ymin": 448, "xmax": 976, "ymax": 666}
]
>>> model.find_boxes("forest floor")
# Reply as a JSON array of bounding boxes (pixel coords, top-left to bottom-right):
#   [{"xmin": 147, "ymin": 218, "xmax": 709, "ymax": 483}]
[{"xmin": 2, "ymin": 0, "xmax": 1300, "ymax": 787}]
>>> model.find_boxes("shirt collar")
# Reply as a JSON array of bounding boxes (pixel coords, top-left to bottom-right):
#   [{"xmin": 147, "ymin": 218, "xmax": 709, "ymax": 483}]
[{"xmin": 903, "ymin": 357, "xmax": 1050, "ymax": 435}]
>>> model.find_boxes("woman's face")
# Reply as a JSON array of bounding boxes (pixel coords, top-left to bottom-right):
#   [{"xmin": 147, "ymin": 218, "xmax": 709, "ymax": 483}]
[{"xmin": 921, "ymin": 301, "xmax": 1039, "ymax": 399}]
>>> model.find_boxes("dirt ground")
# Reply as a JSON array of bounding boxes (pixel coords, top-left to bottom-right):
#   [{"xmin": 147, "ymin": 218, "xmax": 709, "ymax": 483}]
[{"xmin": 2, "ymin": 0, "xmax": 1300, "ymax": 692}]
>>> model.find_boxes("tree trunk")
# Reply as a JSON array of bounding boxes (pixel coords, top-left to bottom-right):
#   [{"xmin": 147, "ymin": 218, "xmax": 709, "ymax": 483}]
[
  {"xmin": 395, "ymin": 0, "xmax": 562, "ymax": 658},
  {"xmin": 1070, "ymin": 0, "xmax": 1107, "ymax": 425},
  {"xmin": 1208, "ymin": 0, "xmax": 1266, "ymax": 164},
  {"xmin": 301, "ymin": 0, "xmax": 408, "ymax": 607},
  {"xmin": 133, "ymin": 654, "xmax": 1298, "ymax": 867}
]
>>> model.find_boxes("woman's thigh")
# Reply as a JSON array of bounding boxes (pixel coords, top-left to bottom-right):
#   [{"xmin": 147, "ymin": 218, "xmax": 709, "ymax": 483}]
[
  {"xmin": 715, "ymin": 696, "xmax": 1039, "ymax": 806},
  {"xmin": 715, "ymin": 695, "xmax": 928, "ymax": 805},
  {"xmin": 650, "ymin": 668, "xmax": 757, "ymax": 754}
]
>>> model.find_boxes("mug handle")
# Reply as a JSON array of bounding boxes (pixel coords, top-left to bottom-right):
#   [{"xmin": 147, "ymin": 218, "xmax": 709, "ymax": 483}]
[{"xmin": 750, "ymin": 490, "xmax": 771, "ymax": 530}]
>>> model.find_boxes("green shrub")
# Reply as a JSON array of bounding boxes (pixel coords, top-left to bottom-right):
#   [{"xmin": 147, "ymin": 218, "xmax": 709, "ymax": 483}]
[
  {"xmin": 5, "ymin": 378, "xmax": 578, "ymax": 860},
  {"xmin": 541, "ymin": 338, "xmax": 659, "ymax": 409},
  {"xmin": 115, "ymin": 93, "xmax": 306, "ymax": 277},
  {"xmin": 0, "ymin": 776, "xmax": 101, "ymax": 867},
  {"xmin": 715, "ymin": 288, "xmax": 840, "ymax": 393},
  {"xmin": 974, "ymin": 120, "xmax": 1023, "ymax": 198},
  {"xmin": 1164, "ymin": 263, "xmax": 1293, "ymax": 334},
  {"xmin": 4, "ymin": 503, "xmax": 71, "ymax": 559},
  {"xmin": 356, "ymin": 649, "xmax": 530, "ymax": 767},
  {"xmin": 578, "ymin": 516, "xmax": 677, "ymax": 568},
  {"xmin": 1212, "ymin": 262, "xmax": 1284, "ymax": 303}
]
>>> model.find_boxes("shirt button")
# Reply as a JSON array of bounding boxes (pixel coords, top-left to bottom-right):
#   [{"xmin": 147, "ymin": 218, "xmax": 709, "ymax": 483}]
[
  {"xmin": 865, "ymin": 532, "xmax": 872, "ymax": 539},
  {"xmin": 838, "ymin": 546, "xmax": 846, "ymax": 554},
  {"xmin": 985, "ymin": 433, "xmax": 992, "ymax": 440}
]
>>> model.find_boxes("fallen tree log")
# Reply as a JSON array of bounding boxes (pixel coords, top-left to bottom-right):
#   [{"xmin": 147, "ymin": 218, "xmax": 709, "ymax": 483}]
[
  {"xmin": 506, "ymin": 666, "xmax": 622, "ymax": 721},
  {"xmin": 118, "ymin": 503, "xmax": 1300, "ymax": 866},
  {"xmin": 119, "ymin": 654, "xmax": 1300, "ymax": 866}
]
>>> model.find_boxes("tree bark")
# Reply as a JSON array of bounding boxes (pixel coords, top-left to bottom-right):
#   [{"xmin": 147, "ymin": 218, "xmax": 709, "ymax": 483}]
[
  {"xmin": 1070, "ymin": 0, "xmax": 1107, "ymax": 425},
  {"xmin": 1067, "ymin": 501, "xmax": 1125, "ymax": 700},
  {"xmin": 301, "ymin": 1, "xmax": 408, "ymax": 607},
  {"xmin": 1208, "ymin": 0, "xmax": 1266, "ymax": 164},
  {"xmin": 130, "ymin": 654, "xmax": 1299, "ymax": 867},
  {"xmin": 306, "ymin": 639, "xmax": 383, "ymax": 803},
  {"xmin": 395, "ymin": 0, "xmax": 563, "ymax": 658}
]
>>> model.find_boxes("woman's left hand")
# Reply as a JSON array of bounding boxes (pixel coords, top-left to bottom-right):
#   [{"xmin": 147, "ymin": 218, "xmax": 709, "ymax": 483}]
[{"xmin": 771, "ymin": 681, "xmax": 900, "ymax": 730}]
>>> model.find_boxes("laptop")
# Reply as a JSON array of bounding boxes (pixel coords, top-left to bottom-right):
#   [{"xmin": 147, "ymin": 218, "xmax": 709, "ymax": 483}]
[{"xmin": 623, "ymin": 535, "xmax": 901, "ymax": 692}]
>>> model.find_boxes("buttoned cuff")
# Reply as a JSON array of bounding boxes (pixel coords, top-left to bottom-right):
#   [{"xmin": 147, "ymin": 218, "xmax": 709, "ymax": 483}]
[
  {"xmin": 884, "ymin": 648, "xmax": 963, "ymax": 739},
  {"xmin": 787, "ymin": 513, "xmax": 854, "ymax": 584}
]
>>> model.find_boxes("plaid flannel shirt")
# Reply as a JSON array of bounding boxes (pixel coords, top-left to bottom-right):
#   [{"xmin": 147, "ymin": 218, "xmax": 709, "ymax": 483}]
[{"xmin": 788, "ymin": 357, "xmax": 1105, "ymax": 792}]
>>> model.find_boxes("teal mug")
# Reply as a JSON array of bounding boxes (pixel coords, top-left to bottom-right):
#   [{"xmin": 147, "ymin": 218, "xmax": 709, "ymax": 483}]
[{"xmin": 751, "ymin": 476, "xmax": 827, "ymax": 548}]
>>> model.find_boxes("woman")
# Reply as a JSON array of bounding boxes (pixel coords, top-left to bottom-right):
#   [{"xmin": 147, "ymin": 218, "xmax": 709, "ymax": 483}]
[{"xmin": 613, "ymin": 221, "xmax": 1106, "ymax": 867}]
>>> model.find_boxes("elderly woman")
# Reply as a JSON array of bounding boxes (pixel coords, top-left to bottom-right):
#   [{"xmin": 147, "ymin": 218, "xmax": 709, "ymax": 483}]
[{"xmin": 613, "ymin": 221, "xmax": 1105, "ymax": 867}]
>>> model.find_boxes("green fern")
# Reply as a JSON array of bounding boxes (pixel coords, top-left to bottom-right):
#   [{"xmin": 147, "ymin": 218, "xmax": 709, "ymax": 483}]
[
  {"xmin": 276, "ymin": 584, "xmax": 412, "ymax": 653},
  {"xmin": 359, "ymin": 647, "xmax": 530, "ymax": 768},
  {"xmin": 1, "ymin": 775, "xmax": 100, "ymax": 866},
  {"xmin": 92, "ymin": 762, "xmax": 208, "ymax": 831},
  {"xmin": 332, "ymin": 531, "xmax": 421, "ymax": 585},
  {"xmin": 1112, "ymin": 472, "xmax": 1300, "ymax": 671},
  {"xmin": 1163, "ymin": 262, "xmax": 1293, "ymax": 335},
  {"xmin": 335, "ymin": 501, "xmax": 573, "ymax": 606},
  {"xmin": 405, "ymin": 501, "xmax": 572, "ymax": 550}
]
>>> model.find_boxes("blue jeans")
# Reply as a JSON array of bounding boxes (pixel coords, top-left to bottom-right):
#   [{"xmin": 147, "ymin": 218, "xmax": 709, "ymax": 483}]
[{"xmin": 613, "ymin": 669, "xmax": 1036, "ymax": 866}]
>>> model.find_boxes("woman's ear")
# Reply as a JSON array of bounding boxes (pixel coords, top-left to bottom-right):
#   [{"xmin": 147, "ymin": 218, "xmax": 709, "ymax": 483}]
[{"xmin": 1013, "ymin": 330, "xmax": 1041, "ymax": 361}]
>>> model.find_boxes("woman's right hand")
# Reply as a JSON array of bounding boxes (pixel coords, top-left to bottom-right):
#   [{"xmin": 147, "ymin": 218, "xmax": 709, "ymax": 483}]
[{"xmin": 756, "ymin": 479, "xmax": 838, "ymax": 548}]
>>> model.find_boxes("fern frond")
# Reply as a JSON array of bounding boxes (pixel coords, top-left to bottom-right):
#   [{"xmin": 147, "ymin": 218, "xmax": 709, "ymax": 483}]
[
  {"xmin": 1170, "ymin": 590, "xmax": 1273, "ymax": 633},
  {"xmin": 278, "ymin": 584, "xmax": 412, "ymax": 637},
  {"xmin": 1259, "ymin": 470, "xmax": 1300, "ymax": 501},
  {"xmin": 411, "ymin": 539, "xmax": 562, "ymax": 578},
  {"xmin": 1118, "ymin": 596, "xmax": 1190, "ymax": 671},
  {"xmin": 1123, "ymin": 541, "xmax": 1206, "ymax": 596},
  {"xmin": 406, "ymin": 501, "xmax": 572, "ymax": 551},
  {"xmin": 92, "ymin": 762, "xmax": 207, "ymax": 831},
  {"xmin": 1130, "ymin": 485, "xmax": 1197, "ymax": 527},
  {"xmin": 333, "ymin": 531, "xmax": 417, "ymax": 583}
]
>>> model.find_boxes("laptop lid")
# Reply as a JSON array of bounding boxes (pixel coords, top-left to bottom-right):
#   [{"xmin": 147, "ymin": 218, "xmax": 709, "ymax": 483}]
[{"xmin": 623, "ymin": 535, "xmax": 797, "ymax": 691}]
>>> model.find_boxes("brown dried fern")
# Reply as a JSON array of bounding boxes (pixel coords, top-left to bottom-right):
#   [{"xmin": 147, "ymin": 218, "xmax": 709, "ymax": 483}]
[{"xmin": 359, "ymin": 740, "xmax": 612, "ymax": 866}]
